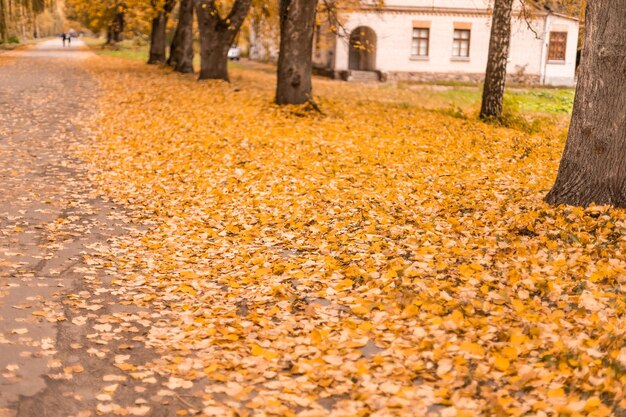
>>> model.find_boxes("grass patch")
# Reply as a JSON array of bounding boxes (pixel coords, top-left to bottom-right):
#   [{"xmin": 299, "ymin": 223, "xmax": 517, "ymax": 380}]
[
  {"xmin": 84, "ymin": 37, "xmax": 150, "ymax": 62},
  {"xmin": 84, "ymin": 36, "xmax": 208, "ymax": 69},
  {"xmin": 507, "ymin": 88, "xmax": 575, "ymax": 114},
  {"xmin": 400, "ymin": 84, "xmax": 574, "ymax": 135},
  {"xmin": 0, "ymin": 36, "xmax": 52, "ymax": 51},
  {"xmin": 400, "ymin": 85, "xmax": 574, "ymax": 117}
]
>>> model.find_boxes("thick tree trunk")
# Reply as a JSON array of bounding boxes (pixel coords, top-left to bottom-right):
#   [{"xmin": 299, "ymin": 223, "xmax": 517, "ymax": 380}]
[
  {"xmin": 168, "ymin": 0, "xmax": 194, "ymax": 73},
  {"xmin": 546, "ymin": 2, "xmax": 626, "ymax": 207},
  {"xmin": 275, "ymin": 0, "xmax": 318, "ymax": 105},
  {"xmin": 148, "ymin": 0, "xmax": 175, "ymax": 65},
  {"xmin": 148, "ymin": 13, "xmax": 168, "ymax": 64},
  {"xmin": 197, "ymin": 31, "xmax": 231, "ymax": 80},
  {"xmin": 480, "ymin": 0, "xmax": 514, "ymax": 119},
  {"xmin": 195, "ymin": 0, "xmax": 252, "ymax": 81}
]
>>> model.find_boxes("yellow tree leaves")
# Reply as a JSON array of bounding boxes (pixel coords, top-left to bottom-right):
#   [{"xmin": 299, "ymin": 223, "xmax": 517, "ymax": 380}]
[{"xmin": 74, "ymin": 57, "xmax": 626, "ymax": 416}]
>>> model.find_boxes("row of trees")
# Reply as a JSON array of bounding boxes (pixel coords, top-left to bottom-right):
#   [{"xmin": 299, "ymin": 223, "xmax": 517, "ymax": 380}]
[
  {"xmin": 65, "ymin": 0, "xmax": 351, "ymax": 105},
  {"xmin": 68, "ymin": 0, "xmax": 583, "ymax": 110},
  {"xmin": 64, "ymin": 0, "xmax": 146, "ymax": 45},
  {"xmin": 0, "ymin": 0, "xmax": 63, "ymax": 43},
  {"xmin": 160, "ymin": 0, "xmax": 319, "ymax": 105},
  {"xmin": 66, "ymin": 0, "xmax": 624, "ymax": 208}
]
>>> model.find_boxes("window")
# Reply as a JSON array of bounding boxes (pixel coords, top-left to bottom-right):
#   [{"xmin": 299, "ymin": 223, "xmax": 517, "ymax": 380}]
[
  {"xmin": 411, "ymin": 28, "xmax": 430, "ymax": 57},
  {"xmin": 548, "ymin": 32, "xmax": 567, "ymax": 61},
  {"xmin": 452, "ymin": 29, "xmax": 471, "ymax": 57},
  {"xmin": 315, "ymin": 24, "xmax": 321, "ymax": 50}
]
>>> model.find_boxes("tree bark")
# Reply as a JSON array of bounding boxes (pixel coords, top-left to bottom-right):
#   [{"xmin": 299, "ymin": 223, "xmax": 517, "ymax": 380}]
[
  {"xmin": 148, "ymin": 0, "xmax": 176, "ymax": 65},
  {"xmin": 0, "ymin": 0, "xmax": 8, "ymax": 43},
  {"xmin": 107, "ymin": 11, "xmax": 124, "ymax": 44},
  {"xmin": 275, "ymin": 0, "xmax": 318, "ymax": 105},
  {"xmin": 195, "ymin": 0, "xmax": 252, "ymax": 81},
  {"xmin": 480, "ymin": 0, "xmax": 514, "ymax": 120},
  {"xmin": 168, "ymin": 0, "xmax": 194, "ymax": 73},
  {"xmin": 545, "ymin": 2, "xmax": 626, "ymax": 207}
]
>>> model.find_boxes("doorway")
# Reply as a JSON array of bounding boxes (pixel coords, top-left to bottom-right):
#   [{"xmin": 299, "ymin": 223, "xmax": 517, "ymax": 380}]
[{"xmin": 348, "ymin": 26, "xmax": 377, "ymax": 71}]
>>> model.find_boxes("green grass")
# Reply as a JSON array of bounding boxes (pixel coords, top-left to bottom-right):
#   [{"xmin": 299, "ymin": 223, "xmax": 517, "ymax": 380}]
[
  {"xmin": 507, "ymin": 89, "xmax": 575, "ymax": 114},
  {"xmin": 0, "ymin": 36, "xmax": 53, "ymax": 50},
  {"xmin": 84, "ymin": 36, "xmax": 205, "ymax": 68},
  {"xmin": 83, "ymin": 37, "xmax": 149, "ymax": 60},
  {"xmin": 98, "ymin": 48, "xmax": 149, "ymax": 61},
  {"xmin": 84, "ymin": 38, "xmax": 150, "ymax": 61},
  {"xmin": 399, "ymin": 84, "xmax": 575, "ymax": 117}
]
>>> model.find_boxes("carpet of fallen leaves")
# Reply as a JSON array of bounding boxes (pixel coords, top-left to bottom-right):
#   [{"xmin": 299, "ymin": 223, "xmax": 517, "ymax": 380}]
[{"xmin": 74, "ymin": 57, "xmax": 626, "ymax": 417}]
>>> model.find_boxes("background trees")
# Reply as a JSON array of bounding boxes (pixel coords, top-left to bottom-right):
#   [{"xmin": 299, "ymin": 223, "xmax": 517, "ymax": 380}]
[
  {"xmin": 243, "ymin": 0, "xmax": 279, "ymax": 62},
  {"xmin": 0, "ymin": 0, "xmax": 8, "ymax": 42},
  {"xmin": 0, "ymin": 0, "xmax": 63, "ymax": 44},
  {"xmin": 61, "ymin": 0, "xmax": 357, "ymax": 106},
  {"xmin": 65, "ymin": 0, "xmax": 158, "ymax": 44},
  {"xmin": 65, "ymin": 0, "xmax": 129, "ymax": 44}
]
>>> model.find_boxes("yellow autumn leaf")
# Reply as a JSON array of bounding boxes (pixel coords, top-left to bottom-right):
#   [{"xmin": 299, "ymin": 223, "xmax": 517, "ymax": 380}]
[
  {"xmin": 460, "ymin": 341, "xmax": 485, "ymax": 358},
  {"xmin": 547, "ymin": 387, "xmax": 565, "ymax": 398},
  {"xmin": 493, "ymin": 355, "xmax": 510, "ymax": 372},
  {"xmin": 334, "ymin": 278, "xmax": 354, "ymax": 291},
  {"xmin": 250, "ymin": 344, "xmax": 280, "ymax": 360}
]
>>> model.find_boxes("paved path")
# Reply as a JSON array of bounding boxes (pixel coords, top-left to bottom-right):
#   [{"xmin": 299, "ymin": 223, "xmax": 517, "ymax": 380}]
[{"xmin": 0, "ymin": 40, "xmax": 182, "ymax": 417}]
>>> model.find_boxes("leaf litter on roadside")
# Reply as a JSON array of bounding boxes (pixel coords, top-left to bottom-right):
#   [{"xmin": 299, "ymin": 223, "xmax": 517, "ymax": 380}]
[{"xmin": 67, "ymin": 56, "xmax": 626, "ymax": 417}]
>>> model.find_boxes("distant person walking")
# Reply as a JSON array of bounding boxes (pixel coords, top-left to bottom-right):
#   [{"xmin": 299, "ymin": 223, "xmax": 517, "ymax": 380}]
[
  {"xmin": 61, "ymin": 33, "xmax": 67, "ymax": 47},
  {"xmin": 67, "ymin": 33, "xmax": 72, "ymax": 47}
]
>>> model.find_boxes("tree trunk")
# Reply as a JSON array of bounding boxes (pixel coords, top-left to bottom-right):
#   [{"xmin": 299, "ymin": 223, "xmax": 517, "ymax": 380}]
[
  {"xmin": 148, "ymin": 0, "xmax": 176, "ymax": 64},
  {"xmin": 148, "ymin": 0, "xmax": 175, "ymax": 65},
  {"xmin": 275, "ymin": 0, "xmax": 318, "ymax": 105},
  {"xmin": 545, "ymin": 2, "xmax": 626, "ymax": 207},
  {"xmin": 168, "ymin": 0, "xmax": 194, "ymax": 73},
  {"xmin": 480, "ymin": 0, "xmax": 514, "ymax": 120},
  {"xmin": 148, "ymin": 13, "xmax": 168, "ymax": 64},
  {"xmin": 195, "ymin": 0, "xmax": 252, "ymax": 81},
  {"xmin": 107, "ymin": 12, "xmax": 124, "ymax": 45},
  {"xmin": 114, "ymin": 12, "xmax": 124, "ymax": 42},
  {"xmin": 0, "ymin": 0, "xmax": 8, "ymax": 43}
]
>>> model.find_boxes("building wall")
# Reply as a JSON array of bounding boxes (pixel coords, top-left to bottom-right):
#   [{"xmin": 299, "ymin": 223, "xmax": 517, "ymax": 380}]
[
  {"xmin": 312, "ymin": 20, "xmax": 338, "ymax": 70},
  {"xmin": 323, "ymin": 6, "xmax": 578, "ymax": 86},
  {"xmin": 508, "ymin": 16, "xmax": 545, "ymax": 77},
  {"xmin": 334, "ymin": 11, "xmax": 494, "ymax": 74},
  {"xmin": 542, "ymin": 14, "xmax": 579, "ymax": 86}
]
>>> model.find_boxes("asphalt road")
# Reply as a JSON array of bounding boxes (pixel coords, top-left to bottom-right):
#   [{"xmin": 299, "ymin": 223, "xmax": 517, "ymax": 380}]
[{"xmin": 0, "ymin": 39, "xmax": 195, "ymax": 417}]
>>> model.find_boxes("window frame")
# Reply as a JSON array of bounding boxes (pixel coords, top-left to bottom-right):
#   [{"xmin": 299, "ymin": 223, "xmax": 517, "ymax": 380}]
[
  {"xmin": 411, "ymin": 27, "xmax": 430, "ymax": 57},
  {"xmin": 547, "ymin": 31, "xmax": 567, "ymax": 62},
  {"xmin": 452, "ymin": 29, "xmax": 471, "ymax": 58}
]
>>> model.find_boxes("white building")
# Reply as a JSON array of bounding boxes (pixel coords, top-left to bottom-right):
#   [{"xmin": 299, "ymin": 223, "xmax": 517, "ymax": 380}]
[{"xmin": 313, "ymin": 0, "xmax": 579, "ymax": 86}]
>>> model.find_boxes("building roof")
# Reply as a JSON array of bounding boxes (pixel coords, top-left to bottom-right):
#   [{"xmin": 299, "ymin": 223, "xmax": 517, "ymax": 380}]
[
  {"xmin": 358, "ymin": 0, "xmax": 579, "ymax": 21},
  {"xmin": 529, "ymin": 0, "xmax": 581, "ymax": 20}
]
